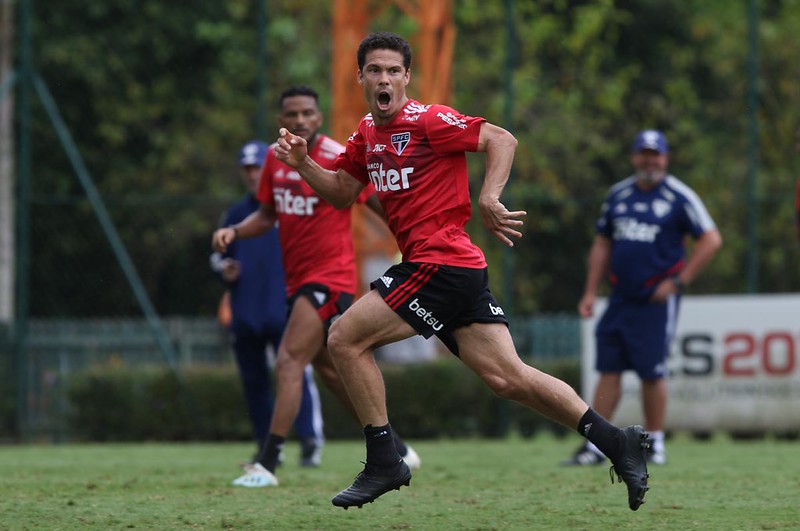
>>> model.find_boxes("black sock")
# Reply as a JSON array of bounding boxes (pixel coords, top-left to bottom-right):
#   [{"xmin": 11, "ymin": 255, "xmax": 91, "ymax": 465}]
[
  {"xmin": 256, "ymin": 434, "xmax": 285, "ymax": 473},
  {"xmin": 364, "ymin": 424, "xmax": 401, "ymax": 469},
  {"xmin": 576, "ymin": 408, "xmax": 623, "ymax": 461},
  {"xmin": 252, "ymin": 438, "xmax": 268, "ymax": 463},
  {"xmin": 392, "ymin": 431, "xmax": 408, "ymax": 457}
]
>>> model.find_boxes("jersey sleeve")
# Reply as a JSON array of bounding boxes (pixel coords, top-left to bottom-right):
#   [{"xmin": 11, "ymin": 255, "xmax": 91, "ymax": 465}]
[
  {"xmin": 335, "ymin": 125, "xmax": 370, "ymax": 185},
  {"xmin": 255, "ymin": 149, "xmax": 276, "ymax": 206},
  {"xmin": 679, "ymin": 188, "xmax": 716, "ymax": 238},
  {"xmin": 423, "ymin": 104, "xmax": 486, "ymax": 154},
  {"xmin": 595, "ymin": 193, "xmax": 613, "ymax": 238}
]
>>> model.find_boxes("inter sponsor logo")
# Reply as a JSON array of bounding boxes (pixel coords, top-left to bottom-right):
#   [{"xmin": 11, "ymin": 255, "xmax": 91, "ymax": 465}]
[
  {"xmin": 613, "ymin": 217, "xmax": 661, "ymax": 242},
  {"xmin": 368, "ymin": 163, "xmax": 414, "ymax": 192},
  {"xmin": 274, "ymin": 188, "xmax": 319, "ymax": 216},
  {"xmin": 408, "ymin": 298, "xmax": 443, "ymax": 331}
]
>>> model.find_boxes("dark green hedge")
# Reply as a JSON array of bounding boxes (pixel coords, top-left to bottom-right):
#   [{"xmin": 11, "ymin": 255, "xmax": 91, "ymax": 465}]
[
  {"xmin": 66, "ymin": 358, "xmax": 581, "ymax": 442},
  {"xmin": 0, "ymin": 327, "xmax": 15, "ymax": 441}
]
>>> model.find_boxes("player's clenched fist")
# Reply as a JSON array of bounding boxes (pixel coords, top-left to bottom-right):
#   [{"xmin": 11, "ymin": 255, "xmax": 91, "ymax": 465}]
[{"xmin": 212, "ymin": 226, "xmax": 237, "ymax": 252}]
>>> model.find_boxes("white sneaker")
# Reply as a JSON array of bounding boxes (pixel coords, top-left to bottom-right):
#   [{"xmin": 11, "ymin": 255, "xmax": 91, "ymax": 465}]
[
  {"xmin": 231, "ymin": 463, "xmax": 279, "ymax": 488},
  {"xmin": 561, "ymin": 444, "xmax": 607, "ymax": 466},
  {"xmin": 646, "ymin": 446, "xmax": 668, "ymax": 465},
  {"xmin": 401, "ymin": 445, "xmax": 421, "ymax": 470},
  {"xmin": 300, "ymin": 437, "xmax": 323, "ymax": 468}
]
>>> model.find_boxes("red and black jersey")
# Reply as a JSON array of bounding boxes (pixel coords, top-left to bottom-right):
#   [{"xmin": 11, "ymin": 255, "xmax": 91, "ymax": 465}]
[
  {"xmin": 335, "ymin": 99, "xmax": 487, "ymax": 269},
  {"xmin": 257, "ymin": 134, "xmax": 371, "ymax": 296}
]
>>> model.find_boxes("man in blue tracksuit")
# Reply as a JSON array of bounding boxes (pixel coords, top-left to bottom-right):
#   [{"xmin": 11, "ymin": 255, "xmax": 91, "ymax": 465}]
[
  {"xmin": 563, "ymin": 130, "xmax": 722, "ymax": 467},
  {"xmin": 211, "ymin": 140, "xmax": 324, "ymax": 478}
]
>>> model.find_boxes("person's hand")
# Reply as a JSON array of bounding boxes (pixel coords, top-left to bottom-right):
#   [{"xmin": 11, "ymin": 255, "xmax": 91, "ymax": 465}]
[
  {"xmin": 220, "ymin": 259, "xmax": 241, "ymax": 282},
  {"xmin": 650, "ymin": 277, "xmax": 680, "ymax": 303},
  {"xmin": 577, "ymin": 293, "xmax": 595, "ymax": 318},
  {"xmin": 274, "ymin": 127, "xmax": 308, "ymax": 168},
  {"xmin": 212, "ymin": 227, "xmax": 237, "ymax": 252},
  {"xmin": 477, "ymin": 197, "xmax": 526, "ymax": 247}
]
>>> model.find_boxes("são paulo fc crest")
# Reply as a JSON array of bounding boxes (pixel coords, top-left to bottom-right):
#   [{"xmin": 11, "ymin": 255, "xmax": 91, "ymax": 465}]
[
  {"xmin": 391, "ymin": 132, "xmax": 411, "ymax": 155},
  {"xmin": 652, "ymin": 199, "xmax": 671, "ymax": 218}
]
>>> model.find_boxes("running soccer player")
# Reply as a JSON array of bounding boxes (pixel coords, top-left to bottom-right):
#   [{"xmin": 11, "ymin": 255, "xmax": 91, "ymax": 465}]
[
  {"xmin": 212, "ymin": 85, "xmax": 419, "ymax": 488},
  {"xmin": 274, "ymin": 32, "xmax": 651, "ymax": 511},
  {"xmin": 210, "ymin": 140, "xmax": 323, "ymax": 472},
  {"xmin": 563, "ymin": 130, "xmax": 722, "ymax": 467}
]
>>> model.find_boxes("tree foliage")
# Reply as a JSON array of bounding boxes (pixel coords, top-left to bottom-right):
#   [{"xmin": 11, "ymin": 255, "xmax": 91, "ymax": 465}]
[{"xmin": 19, "ymin": 0, "xmax": 800, "ymax": 317}]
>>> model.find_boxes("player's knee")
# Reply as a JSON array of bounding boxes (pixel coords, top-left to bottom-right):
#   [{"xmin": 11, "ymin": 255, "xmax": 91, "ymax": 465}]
[
  {"xmin": 326, "ymin": 321, "xmax": 349, "ymax": 358},
  {"xmin": 275, "ymin": 351, "xmax": 306, "ymax": 376}
]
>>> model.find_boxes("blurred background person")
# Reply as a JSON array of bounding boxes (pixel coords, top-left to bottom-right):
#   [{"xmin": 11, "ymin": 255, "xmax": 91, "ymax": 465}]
[
  {"xmin": 210, "ymin": 140, "xmax": 323, "ymax": 481},
  {"xmin": 564, "ymin": 130, "xmax": 722, "ymax": 467}
]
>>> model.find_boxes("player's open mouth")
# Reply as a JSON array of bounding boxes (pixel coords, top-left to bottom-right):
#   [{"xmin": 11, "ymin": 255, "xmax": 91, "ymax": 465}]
[{"xmin": 377, "ymin": 91, "xmax": 391, "ymax": 110}]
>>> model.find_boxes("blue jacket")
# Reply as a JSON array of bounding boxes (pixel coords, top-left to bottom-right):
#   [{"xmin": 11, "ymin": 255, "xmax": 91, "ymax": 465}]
[{"xmin": 212, "ymin": 194, "xmax": 287, "ymax": 336}]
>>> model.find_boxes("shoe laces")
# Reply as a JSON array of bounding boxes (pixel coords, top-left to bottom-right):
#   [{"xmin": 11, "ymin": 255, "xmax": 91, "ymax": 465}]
[
  {"xmin": 608, "ymin": 465, "xmax": 650, "ymax": 485},
  {"xmin": 350, "ymin": 461, "xmax": 371, "ymax": 483}
]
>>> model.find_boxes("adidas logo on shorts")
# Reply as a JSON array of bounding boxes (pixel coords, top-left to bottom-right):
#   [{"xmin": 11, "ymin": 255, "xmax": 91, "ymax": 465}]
[{"xmin": 380, "ymin": 276, "xmax": 393, "ymax": 287}]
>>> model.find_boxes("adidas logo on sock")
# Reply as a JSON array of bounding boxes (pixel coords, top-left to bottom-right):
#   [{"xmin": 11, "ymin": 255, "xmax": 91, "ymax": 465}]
[{"xmin": 583, "ymin": 422, "xmax": 592, "ymax": 437}]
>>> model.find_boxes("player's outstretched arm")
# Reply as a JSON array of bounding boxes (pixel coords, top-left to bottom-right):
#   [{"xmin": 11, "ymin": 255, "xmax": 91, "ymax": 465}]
[
  {"xmin": 211, "ymin": 203, "xmax": 276, "ymax": 252},
  {"xmin": 274, "ymin": 128, "xmax": 364, "ymax": 209},
  {"xmin": 476, "ymin": 122, "xmax": 526, "ymax": 247}
]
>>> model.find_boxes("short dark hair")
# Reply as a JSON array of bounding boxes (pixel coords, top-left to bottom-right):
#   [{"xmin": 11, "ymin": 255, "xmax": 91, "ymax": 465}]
[
  {"xmin": 279, "ymin": 85, "xmax": 319, "ymax": 108},
  {"xmin": 357, "ymin": 32, "xmax": 412, "ymax": 71}
]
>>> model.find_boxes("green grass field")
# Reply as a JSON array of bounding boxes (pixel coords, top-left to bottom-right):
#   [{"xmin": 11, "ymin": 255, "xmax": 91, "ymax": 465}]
[{"xmin": 1, "ymin": 433, "xmax": 798, "ymax": 530}]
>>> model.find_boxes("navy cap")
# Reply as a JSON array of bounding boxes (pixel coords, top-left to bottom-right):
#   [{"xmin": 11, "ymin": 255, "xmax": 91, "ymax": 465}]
[
  {"xmin": 238, "ymin": 140, "xmax": 268, "ymax": 166},
  {"xmin": 631, "ymin": 130, "xmax": 668, "ymax": 154}
]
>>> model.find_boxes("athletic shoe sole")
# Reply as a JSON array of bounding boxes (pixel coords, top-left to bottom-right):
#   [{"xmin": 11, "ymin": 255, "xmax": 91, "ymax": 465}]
[{"xmin": 332, "ymin": 462, "xmax": 412, "ymax": 509}]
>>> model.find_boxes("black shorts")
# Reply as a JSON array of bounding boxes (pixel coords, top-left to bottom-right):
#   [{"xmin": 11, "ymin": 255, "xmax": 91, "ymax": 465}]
[
  {"xmin": 288, "ymin": 283, "xmax": 354, "ymax": 331},
  {"xmin": 370, "ymin": 262, "xmax": 508, "ymax": 356}
]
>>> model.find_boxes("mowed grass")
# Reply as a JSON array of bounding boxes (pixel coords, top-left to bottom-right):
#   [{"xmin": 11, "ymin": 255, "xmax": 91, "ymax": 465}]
[{"xmin": 1, "ymin": 433, "xmax": 798, "ymax": 530}]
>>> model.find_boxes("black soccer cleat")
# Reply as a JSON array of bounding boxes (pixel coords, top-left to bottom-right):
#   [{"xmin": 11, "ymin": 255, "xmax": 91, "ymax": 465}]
[
  {"xmin": 608, "ymin": 425, "xmax": 650, "ymax": 511},
  {"xmin": 331, "ymin": 460, "xmax": 412, "ymax": 509}
]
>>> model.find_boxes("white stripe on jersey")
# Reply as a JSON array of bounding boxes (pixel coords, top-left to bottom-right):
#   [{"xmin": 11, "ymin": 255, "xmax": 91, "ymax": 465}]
[
  {"xmin": 664, "ymin": 175, "xmax": 716, "ymax": 232},
  {"xmin": 607, "ymin": 176, "xmax": 637, "ymax": 196},
  {"xmin": 318, "ymin": 136, "xmax": 345, "ymax": 157},
  {"xmin": 665, "ymin": 293, "xmax": 678, "ymax": 346}
]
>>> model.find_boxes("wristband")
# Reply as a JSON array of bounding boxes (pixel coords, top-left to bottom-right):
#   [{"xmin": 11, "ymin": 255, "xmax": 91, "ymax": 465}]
[
  {"xmin": 671, "ymin": 275, "xmax": 684, "ymax": 292},
  {"xmin": 228, "ymin": 225, "xmax": 239, "ymax": 239}
]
